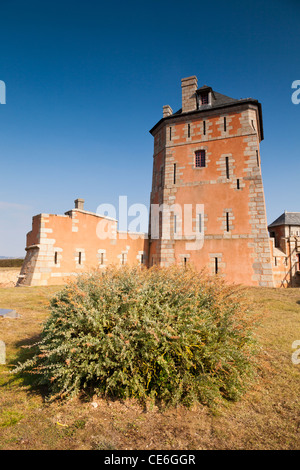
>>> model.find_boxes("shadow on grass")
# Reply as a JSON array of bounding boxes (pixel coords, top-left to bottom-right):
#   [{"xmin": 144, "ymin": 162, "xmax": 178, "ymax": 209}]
[{"xmin": 6, "ymin": 334, "xmax": 50, "ymax": 400}]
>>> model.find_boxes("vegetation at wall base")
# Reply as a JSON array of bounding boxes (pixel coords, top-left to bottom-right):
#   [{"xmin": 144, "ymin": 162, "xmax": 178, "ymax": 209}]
[{"xmin": 13, "ymin": 266, "xmax": 259, "ymax": 407}]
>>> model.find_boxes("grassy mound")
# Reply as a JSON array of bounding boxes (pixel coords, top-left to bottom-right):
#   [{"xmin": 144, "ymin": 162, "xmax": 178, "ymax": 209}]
[{"xmin": 14, "ymin": 266, "xmax": 258, "ymax": 406}]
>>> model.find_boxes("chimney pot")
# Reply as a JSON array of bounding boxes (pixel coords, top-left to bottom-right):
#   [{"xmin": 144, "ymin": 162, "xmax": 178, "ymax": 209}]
[{"xmin": 163, "ymin": 105, "xmax": 173, "ymax": 118}]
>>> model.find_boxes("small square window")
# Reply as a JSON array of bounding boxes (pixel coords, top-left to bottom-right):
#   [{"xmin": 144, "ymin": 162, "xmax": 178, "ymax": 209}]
[
  {"xmin": 195, "ymin": 150, "xmax": 206, "ymax": 168},
  {"xmin": 201, "ymin": 93, "xmax": 209, "ymax": 105}
]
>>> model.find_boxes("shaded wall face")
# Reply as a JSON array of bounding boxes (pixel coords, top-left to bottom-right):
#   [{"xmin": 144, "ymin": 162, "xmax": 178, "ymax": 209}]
[{"xmin": 149, "ymin": 107, "xmax": 274, "ymax": 287}]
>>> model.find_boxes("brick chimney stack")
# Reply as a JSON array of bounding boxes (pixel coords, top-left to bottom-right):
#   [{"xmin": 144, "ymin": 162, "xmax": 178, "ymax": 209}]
[
  {"xmin": 181, "ymin": 76, "xmax": 198, "ymax": 113},
  {"xmin": 75, "ymin": 198, "xmax": 84, "ymax": 210}
]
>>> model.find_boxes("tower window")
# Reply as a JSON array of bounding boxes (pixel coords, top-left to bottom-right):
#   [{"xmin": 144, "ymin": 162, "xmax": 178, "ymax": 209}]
[
  {"xmin": 215, "ymin": 257, "xmax": 218, "ymax": 274},
  {"xmin": 198, "ymin": 213, "xmax": 202, "ymax": 232},
  {"xmin": 183, "ymin": 257, "xmax": 188, "ymax": 268},
  {"xmin": 201, "ymin": 93, "xmax": 209, "ymax": 105},
  {"xmin": 188, "ymin": 123, "xmax": 190, "ymax": 138},
  {"xmin": 237, "ymin": 178, "xmax": 240, "ymax": 189},
  {"xmin": 225, "ymin": 156, "xmax": 229, "ymax": 179},
  {"xmin": 226, "ymin": 212, "xmax": 230, "ymax": 232},
  {"xmin": 256, "ymin": 150, "xmax": 260, "ymax": 167},
  {"xmin": 203, "ymin": 120, "xmax": 206, "ymax": 135},
  {"xmin": 160, "ymin": 167, "xmax": 164, "ymax": 187},
  {"xmin": 141, "ymin": 253, "xmax": 144, "ymax": 265},
  {"xmin": 169, "ymin": 127, "xmax": 172, "ymax": 140},
  {"xmin": 78, "ymin": 252, "xmax": 82, "ymax": 265},
  {"xmin": 224, "ymin": 117, "xmax": 227, "ymax": 131},
  {"xmin": 195, "ymin": 150, "xmax": 206, "ymax": 168},
  {"xmin": 54, "ymin": 252, "xmax": 58, "ymax": 265},
  {"xmin": 121, "ymin": 253, "xmax": 126, "ymax": 265},
  {"xmin": 100, "ymin": 252, "xmax": 104, "ymax": 265},
  {"xmin": 173, "ymin": 163, "xmax": 176, "ymax": 184},
  {"xmin": 174, "ymin": 214, "xmax": 177, "ymax": 234}
]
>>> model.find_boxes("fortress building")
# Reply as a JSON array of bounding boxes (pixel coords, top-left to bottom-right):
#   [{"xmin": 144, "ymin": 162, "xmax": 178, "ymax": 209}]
[
  {"xmin": 17, "ymin": 76, "xmax": 299, "ymax": 288},
  {"xmin": 148, "ymin": 76, "xmax": 274, "ymax": 287}
]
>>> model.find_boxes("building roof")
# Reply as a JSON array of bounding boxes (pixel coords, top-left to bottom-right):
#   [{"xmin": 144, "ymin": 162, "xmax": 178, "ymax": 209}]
[
  {"xmin": 149, "ymin": 85, "xmax": 264, "ymax": 139},
  {"xmin": 268, "ymin": 212, "xmax": 300, "ymax": 228}
]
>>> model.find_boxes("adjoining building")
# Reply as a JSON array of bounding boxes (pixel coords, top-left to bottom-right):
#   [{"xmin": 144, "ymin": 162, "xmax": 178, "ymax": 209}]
[
  {"xmin": 17, "ymin": 199, "xmax": 148, "ymax": 286},
  {"xmin": 268, "ymin": 212, "xmax": 300, "ymax": 287},
  {"xmin": 17, "ymin": 76, "xmax": 298, "ymax": 288}
]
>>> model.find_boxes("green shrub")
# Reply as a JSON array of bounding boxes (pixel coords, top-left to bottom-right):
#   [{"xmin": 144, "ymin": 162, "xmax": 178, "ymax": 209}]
[{"xmin": 13, "ymin": 266, "xmax": 258, "ymax": 406}]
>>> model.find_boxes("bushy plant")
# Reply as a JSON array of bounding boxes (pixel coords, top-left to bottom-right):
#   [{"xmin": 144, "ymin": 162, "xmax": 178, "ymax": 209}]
[{"xmin": 13, "ymin": 266, "xmax": 258, "ymax": 406}]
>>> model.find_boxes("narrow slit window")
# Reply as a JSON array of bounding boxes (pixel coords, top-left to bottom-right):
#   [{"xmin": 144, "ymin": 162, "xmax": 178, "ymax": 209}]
[
  {"xmin": 159, "ymin": 212, "xmax": 162, "ymax": 238},
  {"xmin": 225, "ymin": 156, "xmax": 229, "ymax": 179},
  {"xmin": 54, "ymin": 251, "xmax": 58, "ymax": 265},
  {"xmin": 203, "ymin": 120, "xmax": 206, "ymax": 135},
  {"xmin": 174, "ymin": 214, "xmax": 177, "ymax": 234},
  {"xmin": 78, "ymin": 252, "xmax": 82, "ymax": 265},
  {"xmin": 215, "ymin": 257, "xmax": 218, "ymax": 274},
  {"xmin": 160, "ymin": 166, "xmax": 164, "ymax": 187},
  {"xmin": 224, "ymin": 117, "xmax": 227, "ymax": 132},
  {"xmin": 226, "ymin": 212, "xmax": 230, "ymax": 232},
  {"xmin": 100, "ymin": 253, "xmax": 104, "ymax": 265},
  {"xmin": 237, "ymin": 178, "xmax": 240, "ymax": 189},
  {"xmin": 256, "ymin": 150, "xmax": 259, "ymax": 167},
  {"xmin": 198, "ymin": 213, "xmax": 202, "ymax": 232},
  {"xmin": 141, "ymin": 253, "xmax": 144, "ymax": 265},
  {"xmin": 173, "ymin": 163, "xmax": 176, "ymax": 184},
  {"xmin": 122, "ymin": 253, "xmax": 126, "ymax": 265},
  {"xmin": 169, "ymin": 127, "xmax": 172, "ymax": 140},
  {"xmin": 184, "ymin": 257, "xmax": 188, "ymax": 268},
  {"xmin": 188, "ymin": 123, "xmax": 190, "ymax": 138},
  {"xmin": 195, "ymin": 150, "xmax": 206, "ymax": 168},
  {"xmin": 274, "ymin": 257, "xmax": 277, "ymax": 267}
]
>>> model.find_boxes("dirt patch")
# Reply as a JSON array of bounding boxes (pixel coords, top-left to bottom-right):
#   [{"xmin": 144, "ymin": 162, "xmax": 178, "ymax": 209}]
[{"xmin": 0, "ymin": 269, "xmax": 20, "ymax": 288}]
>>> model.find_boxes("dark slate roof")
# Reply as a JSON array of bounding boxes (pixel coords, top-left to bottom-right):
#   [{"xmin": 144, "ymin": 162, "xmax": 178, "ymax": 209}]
[
  {"xmin": 170, "ymin": 89, "xmax": 243, "ymax": 115},
  {"xmin": 150, "ymin": 85, "xmax": 263, "ymax": 139},
  {"xmin": 177, "ymin": 88, "xmax": 255, "ymax": 114},
  {"xmin": 268, "ymin": 212, "xmax": 300, "ymax": 228}
]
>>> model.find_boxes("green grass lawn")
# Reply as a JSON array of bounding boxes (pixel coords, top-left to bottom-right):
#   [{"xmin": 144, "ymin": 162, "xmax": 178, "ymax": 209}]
[{"xmin": 0, "ymin": 284, "xmax": 299, "ymax": 450}]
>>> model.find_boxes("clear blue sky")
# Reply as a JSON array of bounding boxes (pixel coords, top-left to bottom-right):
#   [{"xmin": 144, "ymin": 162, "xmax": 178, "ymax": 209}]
[{"xmin": 0, "ymin": 0, "xmax": 299, "ymax": 256}]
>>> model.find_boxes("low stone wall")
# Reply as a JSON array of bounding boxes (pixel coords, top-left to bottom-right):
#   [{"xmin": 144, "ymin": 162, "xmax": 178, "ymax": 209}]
[{"xmin": 0, "ymin": 269, "xmax": 20, "ymax": 287}]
